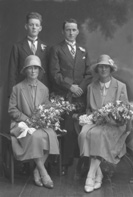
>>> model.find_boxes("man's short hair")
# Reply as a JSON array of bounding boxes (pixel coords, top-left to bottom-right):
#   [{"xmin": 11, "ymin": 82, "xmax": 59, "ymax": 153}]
[
  {"xmin": 62, "ymin": 18, "xmax": 78, "ymax": 30},
  {"xmin": 26, "ymin": 12, "xmax": 42, "ymax": 24}
]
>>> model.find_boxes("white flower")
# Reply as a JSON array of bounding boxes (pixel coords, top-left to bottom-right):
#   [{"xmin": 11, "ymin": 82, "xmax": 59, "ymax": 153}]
[
  {"xmin": 38, "ymin": 105, "xmax": 43, "ymax": 110},
  {"xmin": 79, "ymin": 46, "xmax": 86, "ymax": 52},
  {"xmin": 41, "ymin": 44, "xmax": 46, "ymax": 51},
  {"xmin": 108, "ymin": 58, "xmax": 114, "ymax": 66},
  {"xmin": 79, "ymin": 114, "xmax": 93, "ymax": 125}
]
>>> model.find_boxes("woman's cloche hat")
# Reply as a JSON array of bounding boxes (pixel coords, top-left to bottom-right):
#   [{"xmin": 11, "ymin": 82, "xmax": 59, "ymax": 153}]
[
  {"xmin": 21, "ymin": 55, "xmax": 45, "ymax": 74},
  {"xmin": 91, "ymin": 54, "xmax": 117, "ymax": 73}
]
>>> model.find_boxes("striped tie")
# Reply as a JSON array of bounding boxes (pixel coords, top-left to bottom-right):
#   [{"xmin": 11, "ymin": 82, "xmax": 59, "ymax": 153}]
[
  {"xmin": 69, "ymin": 44, "xmax": 76, "ymax": 58},
  {"xmin": 30, "ymin": 40, "xmax": 36, "ymax": 54},
  {"xmin": 27, "ymin": 38, "xmax": 37, "ymax": 54}
]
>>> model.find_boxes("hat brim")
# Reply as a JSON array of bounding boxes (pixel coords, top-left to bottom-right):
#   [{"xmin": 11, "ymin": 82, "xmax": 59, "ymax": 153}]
[
  {"xmin": 21, "ymin": 65, "xmax": 45, "ymax": 74},
  {"xmin": 90, "ymin": 62, "xmax": 117, "ymax": 73}
]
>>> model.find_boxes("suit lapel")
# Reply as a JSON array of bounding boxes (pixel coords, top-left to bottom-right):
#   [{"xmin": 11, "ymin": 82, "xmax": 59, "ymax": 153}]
[
  {"xmin": 34, "ymin": 81, "xmax": 44, "ymax": 108},
  {"xmin": 21, "ymin": 80, "xmax": 34, "ymax": 112},
  {"xmin": 22, "ymin": 38, "xmax": 45, "ymax": 56},
  {"xmin": 21, "ymin": 80, "xmax": 45, "ymax": 112},
  {"xmin": 104, "ymin": 77, "xmax": 118, "ymax": 103},
  {"xmin": 92, "ymin": 81, "xmax": 102, "ymax": 108},
  {"xmin": 36, "ymin": 39, "xmax": 42, "ymax": 56},
  {"xmin": 22, "ymin": 38, "xmax": 32, "ymax": 55},
  {"xmin": 74, "ymin": 44, "xmax": 83, "ymax": 64},
  {"xmin": 61, "ymin": 41, "xmax": 75, "ymax": 64}
]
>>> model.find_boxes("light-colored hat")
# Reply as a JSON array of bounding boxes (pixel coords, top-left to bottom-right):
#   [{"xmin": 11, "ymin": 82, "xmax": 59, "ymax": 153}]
[
  {"xmin": 21, "ymin": 55, "xmax": 45, "ymax": 74},
  {"xmin": 91, "ymin": 54, "xmax": 117, "ymax": 73}
]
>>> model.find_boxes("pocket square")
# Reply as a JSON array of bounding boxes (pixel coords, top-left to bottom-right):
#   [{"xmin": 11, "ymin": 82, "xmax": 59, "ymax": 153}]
[{"xmin": 82, "ymin": 56, "xmax": 86, "ymax": 59}]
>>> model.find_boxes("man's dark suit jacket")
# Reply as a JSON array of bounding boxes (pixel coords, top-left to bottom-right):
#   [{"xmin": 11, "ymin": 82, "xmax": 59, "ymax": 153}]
[
  {"xmin": 49, "ymin": 40, "xmax": 92, "ymax": 98},
  {"xmin": 49, "ymin": 40, "xmax": 92, "ymax": 165},
  {"xmin": 8, "ymin": 37, "xmax": 48, "ymax": 95}
]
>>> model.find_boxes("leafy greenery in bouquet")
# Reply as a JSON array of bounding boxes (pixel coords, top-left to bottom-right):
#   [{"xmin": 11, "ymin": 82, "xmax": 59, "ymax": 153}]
[
  {"xmin": 26, "ymin": 94, "xmax": 76, "ymax": 132},
  {"xmin": 79, "ymin": 100, "xmax": 133, "ymax": 126},
  {"xmin": 72, "ymin": 101, "xmax": 85, "ymax": 114}
]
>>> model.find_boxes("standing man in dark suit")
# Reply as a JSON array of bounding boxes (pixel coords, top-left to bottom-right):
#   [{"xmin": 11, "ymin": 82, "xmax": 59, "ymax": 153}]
[
  {"xmin": 49, "ymin": 18, "xmax": 92, "ymax": 175},
  {"xmin": 8, "ymin": 12, "xmax": 49, "ymax": 95}
]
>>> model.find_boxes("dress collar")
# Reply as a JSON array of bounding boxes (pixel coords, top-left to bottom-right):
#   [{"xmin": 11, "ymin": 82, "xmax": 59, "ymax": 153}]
[
  {"xmin": 99, "ymin": 80, "xmax": 111, "ymax": 89},
  {"xmin": 26, "ymin": 79, "xmax": 38, "ymax": 87}
]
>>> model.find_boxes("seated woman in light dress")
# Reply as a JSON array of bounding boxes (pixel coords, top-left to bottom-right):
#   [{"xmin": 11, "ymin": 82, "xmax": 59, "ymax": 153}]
[
  {"xmin": 8, "ymin": 55, "xmax": 59, "ymax": 189},
  {"xmin": 78, "ymin": 54, "xmax": 129, "ymax": 193}
]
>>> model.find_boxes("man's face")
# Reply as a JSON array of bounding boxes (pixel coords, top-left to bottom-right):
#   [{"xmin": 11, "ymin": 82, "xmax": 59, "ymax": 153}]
[
  {"xmin": 25, "ymin": 18, "xmax": 42, "ymax": 38},
  {"xmin": 63, "ymin": 22, "xmax": 79, "ymax": 43}
]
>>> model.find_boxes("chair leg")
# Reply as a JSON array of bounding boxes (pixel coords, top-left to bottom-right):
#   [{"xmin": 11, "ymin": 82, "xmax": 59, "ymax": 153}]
[
  {"xmin": 58, "ymin": 137, "xmax": 62, "ymax": 176},
  {"xmin": 124, "ymin": 152, "xmax": 133, "ymax": 183},
  {"xmin": 10, "ymin": 151, "xmax": 14, "ymax": 184},
  {"xmin": 58, "ymin": 153, "xmax": 62, "ymax": 176}
]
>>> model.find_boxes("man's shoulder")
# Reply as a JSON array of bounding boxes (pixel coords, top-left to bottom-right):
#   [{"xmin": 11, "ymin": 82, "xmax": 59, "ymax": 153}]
[{"xmin": 11, "ymin": 38, "xmax": 27, "ymax": 48}]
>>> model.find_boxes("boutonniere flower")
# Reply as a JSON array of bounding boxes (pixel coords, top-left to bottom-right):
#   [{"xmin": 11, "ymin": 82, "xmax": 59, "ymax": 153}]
[
  {"xmin": 79, "ymin": 46, "xmax": 86, "ymax": 52},
  {"xmin": 41, "ymin": 44, "xmax": 46, "ymax": 51}
]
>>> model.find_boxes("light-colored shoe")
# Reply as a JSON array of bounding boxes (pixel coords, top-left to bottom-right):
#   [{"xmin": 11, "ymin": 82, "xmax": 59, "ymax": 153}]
[
  {"xmin": 33, "ymin": 168, "xmax": 43, "ymax": 187},
  {"xmin": 41, "ymin": 173, "xmax": 54, "ymax": 189},
  {"xmin": 94, "ymin": 174, "xmax": 103, "ymax": 189},
  {"xmin": 84, "ymin": 176, "xmax": 95, "ymax": 193}
]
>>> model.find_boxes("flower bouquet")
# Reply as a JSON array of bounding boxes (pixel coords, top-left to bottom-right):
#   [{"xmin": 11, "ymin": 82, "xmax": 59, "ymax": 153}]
[
  {"xmin": 79, "ymin": 100, "xmax": 133, "ymax": 127},
  {"xmin": 50, "ymin": 94, "xmax": 76, "ymax": 114},
  {"xmin": 26, "ymin": 94, "xmax": 76, "ymax": 133}
]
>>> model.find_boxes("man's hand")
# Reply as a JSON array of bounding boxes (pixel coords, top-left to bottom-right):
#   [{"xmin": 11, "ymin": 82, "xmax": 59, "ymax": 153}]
[{"xmin": 70, "ymin": 85, "xmax": 83, "ymax": 97}]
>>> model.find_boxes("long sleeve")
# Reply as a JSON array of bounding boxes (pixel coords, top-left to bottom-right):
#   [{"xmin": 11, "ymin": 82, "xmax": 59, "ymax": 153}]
[
  {"xmin": 8, "ymin": 44, "xmax": 19, "ymax": 95},
  {"xmin": 78, "ymin": 51, "xmax": 92, "ymax": 92},
  {"xmin": 119, "ymin": 83, "xmax": 128, "ymax": 103},
  {"xmin": 8, "ymin": 86, "xmax": 29, "ymax": 122},
  {"xmin": 49, "ymin": 46, "xmax": 73, "ymax": 90},
  {"xmin": 86, "ymin": 85, "xmax": 92, "ymax": 115}
]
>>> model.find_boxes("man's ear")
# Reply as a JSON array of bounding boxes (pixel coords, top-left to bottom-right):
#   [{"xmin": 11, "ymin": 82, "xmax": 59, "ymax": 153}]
[
  {"xmin": 77, "ymin": 29, "xmax": 79, "ymax": 35},
  {"xmin": 39, "ymin": 25, "xmax": 42, "ymax": 32}
]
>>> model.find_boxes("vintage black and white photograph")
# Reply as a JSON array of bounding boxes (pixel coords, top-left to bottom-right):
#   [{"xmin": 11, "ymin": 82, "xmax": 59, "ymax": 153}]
[{"xmin": 0, "ymin": 0, "xmax": 133, "ymax": 196}]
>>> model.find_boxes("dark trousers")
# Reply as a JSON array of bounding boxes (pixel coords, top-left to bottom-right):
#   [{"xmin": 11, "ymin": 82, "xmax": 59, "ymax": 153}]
[{"xmin": 61, "ymin": 113, "xmax": 79, "ymax": 166}]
